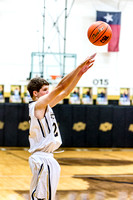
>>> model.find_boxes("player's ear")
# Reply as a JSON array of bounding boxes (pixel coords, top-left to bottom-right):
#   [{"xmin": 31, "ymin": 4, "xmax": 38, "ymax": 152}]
[{"xmin": 33, "ymin": 90, "xmax": 38, "ymax": 97}]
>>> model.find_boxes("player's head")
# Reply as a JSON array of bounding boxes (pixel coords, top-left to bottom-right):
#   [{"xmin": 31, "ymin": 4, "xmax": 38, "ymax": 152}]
[{"xmin": 27, "ymin": 77, "xmax": 49, "ymax": 100}]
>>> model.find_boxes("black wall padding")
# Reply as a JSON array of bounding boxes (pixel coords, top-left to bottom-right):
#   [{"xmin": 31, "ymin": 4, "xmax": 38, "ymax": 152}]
[
  {"xmin": 98, "ymin": 106, "xmax": 113, "ymax": 147},
  {"xmin": 4, "ymin": 104, "xmax": 19, "ymax": 146},
  {"xmin": 17, "ymin": 104, "xmax": 29, "ymax": 147},
  {"xmin": 113, "ymin": 106, "xmax": 126, "ymax": 147},
  {"xmin": 0, "ymin": 103, "xmax": 133, "ymax": 147},
  {"xmin": 85, "ymin": 106, "xmax": 99, "ymax": 147},
  {"xmin": 0, "ymin": 104, "xmax": 5, "ymax": 145},
  {"xmin": 71, "ymin": 105, "xmax": 87, "ymax": 147},
  {"xmin": 125, "ymin": 107, "xmax": 133, "ymax": 147}
]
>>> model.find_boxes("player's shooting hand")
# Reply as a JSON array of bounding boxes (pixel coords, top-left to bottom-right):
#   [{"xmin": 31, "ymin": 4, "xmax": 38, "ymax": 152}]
[{"xmin": 79, "ymin": 53, "xmax": 96, "ymax": 75}]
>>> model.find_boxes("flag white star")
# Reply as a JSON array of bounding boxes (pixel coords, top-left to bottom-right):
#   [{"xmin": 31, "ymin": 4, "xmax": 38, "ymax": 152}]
[{"xmin": 103, "ymin": 13, "xmax": 113, "ymax": 23}]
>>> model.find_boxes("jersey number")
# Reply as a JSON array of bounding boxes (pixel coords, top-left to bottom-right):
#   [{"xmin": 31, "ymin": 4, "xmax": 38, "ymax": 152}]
[{"xmin": 53, "ymin": 122, "xmax": 58, "ymax": 137}]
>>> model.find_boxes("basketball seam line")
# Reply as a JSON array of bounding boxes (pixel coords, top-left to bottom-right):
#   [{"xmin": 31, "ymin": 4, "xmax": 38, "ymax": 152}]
[
  {"xmin": 89, "ymin": 22, "xmax": 104, "ymax": 39},
  {"xmin": 93, "ymin": 26, "xmax": 109, "ymax": 44}
]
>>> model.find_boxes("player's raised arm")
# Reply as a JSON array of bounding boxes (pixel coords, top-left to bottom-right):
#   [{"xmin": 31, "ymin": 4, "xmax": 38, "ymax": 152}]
[{"xmin": 50, "ymin": 54, "xmax": 96, "ymax": 107}]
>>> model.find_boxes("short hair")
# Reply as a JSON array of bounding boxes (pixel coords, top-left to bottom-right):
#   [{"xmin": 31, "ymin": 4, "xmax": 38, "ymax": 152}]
[{"xmin": 27, "ymin": 77, "xmax": 49, "ymax": 97}]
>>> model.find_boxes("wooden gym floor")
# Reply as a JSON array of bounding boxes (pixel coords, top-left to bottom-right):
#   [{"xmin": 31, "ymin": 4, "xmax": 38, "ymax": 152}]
[{"xmin": 0, "ymin": 148, "xmax": 133, "ymax": 200}]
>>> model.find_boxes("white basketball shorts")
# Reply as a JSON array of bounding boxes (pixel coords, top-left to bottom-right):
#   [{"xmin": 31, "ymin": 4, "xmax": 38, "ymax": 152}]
[{"xmin": 29, "ymin": 151, "xmax": 61, "ymax": 200}]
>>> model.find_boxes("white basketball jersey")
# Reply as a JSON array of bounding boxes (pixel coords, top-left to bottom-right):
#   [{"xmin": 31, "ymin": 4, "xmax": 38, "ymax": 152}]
[{"xmin": 28, "ymin": 101, "xmax": 62, "ymax": 154}]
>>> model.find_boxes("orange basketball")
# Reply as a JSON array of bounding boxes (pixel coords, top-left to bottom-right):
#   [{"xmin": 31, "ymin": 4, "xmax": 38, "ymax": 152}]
[{"xmin": 87, "ymin": 21, "xmax": 112, "ymax": 46}]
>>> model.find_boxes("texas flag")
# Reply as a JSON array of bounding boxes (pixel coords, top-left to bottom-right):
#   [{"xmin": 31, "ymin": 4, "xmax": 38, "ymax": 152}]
[{"xmin": 96, "ymin": 11, "xmax": 121, "ymax": 52}]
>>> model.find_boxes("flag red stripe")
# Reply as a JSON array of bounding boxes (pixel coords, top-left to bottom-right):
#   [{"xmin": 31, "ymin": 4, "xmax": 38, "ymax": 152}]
[{"xmin": 108, "ymin": 25, "xmax": 121, "ymax": 52}]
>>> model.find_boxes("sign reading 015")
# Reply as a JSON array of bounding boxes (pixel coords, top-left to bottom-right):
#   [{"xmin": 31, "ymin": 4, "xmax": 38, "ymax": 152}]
[{"xmin": 93, "ymin": 79, "xmax": 109, "ymax": 86}]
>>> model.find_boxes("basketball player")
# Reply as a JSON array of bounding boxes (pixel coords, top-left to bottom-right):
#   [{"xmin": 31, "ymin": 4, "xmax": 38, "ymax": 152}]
[{"xmin": 27, "ymin": 53, "xmax": 96, "ymax": 200}]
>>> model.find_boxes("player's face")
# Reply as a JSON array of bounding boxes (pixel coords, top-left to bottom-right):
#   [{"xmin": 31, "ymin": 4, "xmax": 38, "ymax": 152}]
[{"xmin": 37, "ymin": 85, "xmax": 49, "ymax": 98}]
